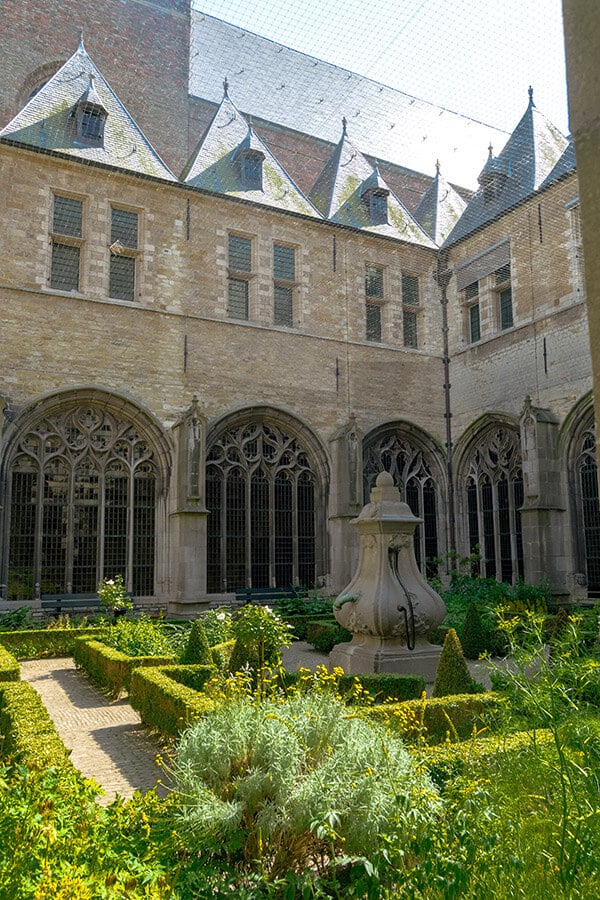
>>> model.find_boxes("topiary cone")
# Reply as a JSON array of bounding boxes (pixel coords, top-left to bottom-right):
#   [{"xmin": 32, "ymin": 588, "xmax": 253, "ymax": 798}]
[{"xmin": 432, "ymin": 627, "xmax": 474, "ymax": 697}]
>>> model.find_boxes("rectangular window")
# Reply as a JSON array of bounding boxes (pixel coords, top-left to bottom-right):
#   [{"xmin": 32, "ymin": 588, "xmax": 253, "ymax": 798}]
[
  {"xmin": 469, "ymin": 303, "xmax": 481, "ymax": 342},
  {"xmin": 365, "ymin": 264, "xmax": 383, "ymax": 342},
  {"xmin": 402, "ymin": 273, "xmax": 419, "ymax": 348},
  {"xmin": 495, "ymin": 265, "xmax": 513, "ymax": 330},
  {"xmin": 109, "ymin": 207, "xmax": 139, "ymax": 302},
  {"xmin": 50, "ymin": 195, "xmax": 83, "ymax": 291},
  {"xmin": 403, "ymin": 308, "xmax": 418, "ymax": 348},
  {"xmin": 273, "ymin": 244, "xmax": 295, "ymax": 326},
  {"xmin": 366, "ymin": 302, "xmax": 382, "ymax": 342},
  {"xmin": 570, "ymin": 204, "xmax": 585, "ymax": 294},
  {"xmin": 228, "ymin": 234, "xmax": 252, "ymax": 320}
]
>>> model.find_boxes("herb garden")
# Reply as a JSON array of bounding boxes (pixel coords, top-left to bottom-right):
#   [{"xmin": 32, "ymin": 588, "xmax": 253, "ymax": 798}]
[{"xmin": 1, "ymin": 583, "xmax": 600, "ymax": 898}]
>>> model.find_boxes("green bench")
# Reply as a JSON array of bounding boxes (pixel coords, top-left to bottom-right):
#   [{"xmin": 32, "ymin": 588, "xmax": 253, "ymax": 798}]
[
  {"xmin": 40, "ymin": 592, "xmax": 133, "ymax": 616},
  {"xmin": 235, "ymin": 586, "xmax": 309, "ymax": 605}
]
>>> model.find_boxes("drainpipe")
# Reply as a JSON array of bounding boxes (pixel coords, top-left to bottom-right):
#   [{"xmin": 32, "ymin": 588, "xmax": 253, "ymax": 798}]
[{"xmin": 435, "ymin": 250, "xmax": 456, "ymax": 567}]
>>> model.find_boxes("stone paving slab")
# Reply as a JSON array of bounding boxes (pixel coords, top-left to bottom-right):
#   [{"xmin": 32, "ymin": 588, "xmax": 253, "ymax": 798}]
[{"xmin": 20, "ymin": 658, "xmax": 166, "ymax": 806}]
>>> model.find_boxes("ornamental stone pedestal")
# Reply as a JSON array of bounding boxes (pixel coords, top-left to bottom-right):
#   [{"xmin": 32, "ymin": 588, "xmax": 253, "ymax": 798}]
[{"xmin": 329, "ymin": 472, "xmax": 445, "ymax": 680}]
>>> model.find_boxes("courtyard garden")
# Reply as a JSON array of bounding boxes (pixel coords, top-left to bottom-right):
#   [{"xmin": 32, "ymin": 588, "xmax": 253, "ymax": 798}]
[{"xmin": 1, "ymin": 581, "xmax": 600, "ymax": 898}]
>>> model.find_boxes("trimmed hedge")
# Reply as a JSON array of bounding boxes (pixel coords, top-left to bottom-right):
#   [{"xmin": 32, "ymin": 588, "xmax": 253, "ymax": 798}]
[
  {"xmin": 0, "ymin": 645, "xmax": 20, "ymax": 682},
  {"xmin": 366, "ymin": 691, "xmax": 505, "ymax": 745},
  {"xmin": 210, "ymin": 638, "xmax": 236, "ymax": 673},
  {"xmin": 73, "ymin": 639, "xmax": 175, "ymax": 696},
  {"xmin": 129, "ymin": 665, "xmax": 215, "ymax": 737},
  {"xmin": 285, "ymin": 614, "xmax": 334, "ymax": 641},
  {"xmin": 418, "ymin": 727, "xmax": 554, "ymax": 787},
  {"xmin": 0, "ymin": 680, "xmax": 76, "ymax": 773},
  {"xmin": 282, "ymin": 670, "xmax": 424, "ymax": 703},
  {"xmin": 0, "ymin": 627, "xmax": 106, "ymax": 660},
  {"xmin": 306, "ymin": 619, "xmax": 352, "ymax": 653}
]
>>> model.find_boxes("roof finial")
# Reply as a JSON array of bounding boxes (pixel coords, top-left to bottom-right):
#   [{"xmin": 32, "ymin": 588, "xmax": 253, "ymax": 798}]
[
  {"xmin": 223, "ymin": 76, "xmax": 229, "ymax": 97},
  {"xmin": 435, "ymin": 159, "xmax": 441, "ymax": 175},
  {"xmin": 487, "ymin": 142, "xmax": 494, "ymax": 158},
  {"xmin": 528, "ymin": 85, "xmax": 535, "ymax": 106},
  {"xmin": 78, "ymin": 29, "xmax": 85, "ymax": 51},
  {"xmin": 342, "ymin": 116, "xmax": 347, "ymax": 135}
]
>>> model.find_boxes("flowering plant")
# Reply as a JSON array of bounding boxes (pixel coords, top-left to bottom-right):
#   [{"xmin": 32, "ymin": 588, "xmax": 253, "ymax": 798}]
[{"xmin": 97, "ymin": 574, "xmax": 133, "ymax": 612}]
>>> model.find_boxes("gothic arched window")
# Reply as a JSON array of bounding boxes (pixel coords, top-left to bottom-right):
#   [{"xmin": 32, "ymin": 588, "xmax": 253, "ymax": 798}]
[
  {"xmin": 363, "ymin": 428, "xmax": 443, "ymax": 576},
  {"xmin": 6, "ymin": 404, "xmax": 158, "ymax": 600},
  {"xmin": 572, "ymin": 415, "xmax": 600, "ymax": 594},
  {"xmin": 206, "ymin": 421, "xmax": 320, "ymax": 592},
  {"xmin": 463, "ymin": 426, "xmax": 524, "ymax": 582}
]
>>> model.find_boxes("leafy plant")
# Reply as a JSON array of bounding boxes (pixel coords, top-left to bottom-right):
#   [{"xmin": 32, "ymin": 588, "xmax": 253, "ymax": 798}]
[
  {"xmin": 97, "ymin": 573, "xmax": 133, "ymax": 613},
  {"xmin": 171, "ymin": 690, "xmax": 441, "ymax": 881},
  {"xmin": 101, "ymin": 615, "xmax": 175, "ymax": 658},
  {"xmin": 433, "ymin": 628, "xmax": 477, "ymax": 697},
  {"xmin": 460, "ymin": 600, "xmax": 487, "ymax": 659},
  {"xmin": 181, "ymin": 620, "xmax": 212, "ymax": 665}
]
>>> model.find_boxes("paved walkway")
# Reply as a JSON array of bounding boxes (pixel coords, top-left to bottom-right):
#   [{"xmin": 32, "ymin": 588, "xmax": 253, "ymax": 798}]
[{"xmin": 20, "ymin": 658, "xmax": 166, "ymax": 806}]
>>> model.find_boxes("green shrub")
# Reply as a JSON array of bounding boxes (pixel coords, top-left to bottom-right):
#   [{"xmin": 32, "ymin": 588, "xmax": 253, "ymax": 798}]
[
  {"xmin": 0, "ymin": 681, "xmax": 75, "ymax": 772},
  {"xmin": 0, "ymin": 606, "xmax": 31, "ymax": 631},
  {"xmin": 0, "ymin": 626, "xmax": 106, "ymax": 659},
  {"xmin": 0, "ymin": 645, "xmax": 20, "ymax": 682},
  {"xmin": 181, "ymin": 619, "xmax": 213, "ymax": 665},
  {"xmin": 282, "ymin": 669, "xmax": 424, "ymax": 702},
  {"xmin": 101, "ymin": 614, "xmax": 175, "ymax": 658},
  {"xmin": 274, "ymin": 595, "xmax": 335, "ymax": 618},
  {"xmin": 461, "ymin": 601, "xmax": 488, "ymax": 659},
  {"xmin": 210, "ymin": 638, "xmax": 236, "ymax": 673},
  {"xmin": 306, "ymin": 618, "xmax": 351, "ymax": 652},
  {"xmin": 129, "ymin": 665, "xmax": 215, "ymax": 736},
  {"xmin": 367, "ymin": 691, "xmax": 504, "ymax": 745},
  {"xmin": 199, "ymin": 608, "xmax": 234, "ymax": 645},
  {"xmin": 73, "ymin": 638, "xmax": 175, "ymax": 695},
  {"xmin": 172, "ymin": 691, "xmax": 441, "ymax": 878},
  {"xmin": 433, "ymin": 628, "xmax": 476, "ymax": 697}
]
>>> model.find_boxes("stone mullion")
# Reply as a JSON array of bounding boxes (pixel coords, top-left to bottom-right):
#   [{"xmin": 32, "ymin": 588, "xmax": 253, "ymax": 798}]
[
  {"xmin": 268, "ymin": 470, "xmax": 276, "ymax": 587},
  {"xmin": 508, "ymin": 477, "xmax": 519, "ymax": 584},
  {"xmin": 65, "ymin": 463, "xmax": 76, "ymax": 593},
  {"xmin": 219, "ymin": 473, "xmax": 227, "ymax": 591},
  {"xmin": 491, "ymin": 479, "xmax": 501, "ymax": 583},
  {"xmin": 32, "ymin": 462, "xmax": 45, "ymax": 599},
  {"xmin": 245, "ymin": 469, "xmax": 253, "ymax": 588},
  {"xmin": 126, "ymin": 460, "xmax": 135, "ymax": 593},
  {"xmin": 97, "ymin": 466, "xmax": 106, "ymax": 584},
  {"xmin": 292, "ymin": 471, "xmax": 299, "ymax": 587},
  {"xmin": 475, "ymin": 476, "xmax": 486, "ymax": 578}
]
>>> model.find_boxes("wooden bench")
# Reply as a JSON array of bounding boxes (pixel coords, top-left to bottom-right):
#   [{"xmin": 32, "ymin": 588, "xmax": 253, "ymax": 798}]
[
  {"xmin": 40, "ymin": 592, "xmax": 133, "ymax": 617},
  {"xmin": 235, "ymin": 586, "xmax": 309, "ymax": 605}
]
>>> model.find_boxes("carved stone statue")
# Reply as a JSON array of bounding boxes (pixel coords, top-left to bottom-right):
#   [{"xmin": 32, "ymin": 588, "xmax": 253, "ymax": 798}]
[{"xmin": 330, "ymin": 471, "xmax": 445, "ymax": 679}]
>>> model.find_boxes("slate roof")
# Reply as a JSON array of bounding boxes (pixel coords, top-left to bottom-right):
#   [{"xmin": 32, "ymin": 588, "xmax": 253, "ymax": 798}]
[
  {"xmin": 189, "ymin": 12, "xmax": 510, "ymax": 191},
  {"xmin": 442, "ymin": 91, "xmax": 568, "ymax": 246},
  {"xmin": 539, "ymin": 140, "xmax": 577, "ymax": 189},
  {"xmin": 309, "ymin": 121, "xmax": 436, "ymax": 246},
  {"xmin": 182, "ymin": 87, "xmax": 320, "ymax": 217},
  {"xmin": 0, "ymin": 40, "xmax": 176, "ymax": 181},
  {"xmin": 413, "ymin": 162, "xmax": 468, "ymax": 246}
]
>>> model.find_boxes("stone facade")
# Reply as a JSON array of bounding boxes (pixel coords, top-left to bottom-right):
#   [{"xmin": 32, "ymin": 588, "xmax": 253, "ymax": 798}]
[{"xmin": 0, "ymin": 1, "xmax": 596, "ymax": 609}]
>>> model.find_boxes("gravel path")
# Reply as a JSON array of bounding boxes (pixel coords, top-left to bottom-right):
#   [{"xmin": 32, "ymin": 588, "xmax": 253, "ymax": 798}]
[{"xmin": 20, "ymin": 657, "xmax": 166, "ymax": 805}]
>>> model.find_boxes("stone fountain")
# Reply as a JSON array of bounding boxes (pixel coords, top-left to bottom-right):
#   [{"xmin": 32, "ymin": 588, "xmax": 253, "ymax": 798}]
[{"xmin": 330, "ymin": 471, "xmax": 445, "ymax": 680}]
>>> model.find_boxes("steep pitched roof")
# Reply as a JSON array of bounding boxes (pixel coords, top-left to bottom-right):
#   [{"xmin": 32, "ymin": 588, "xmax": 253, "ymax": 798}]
[
  {"xmin": 189, "ymin": 12, "xmax": 509, "ymax": 191},
  {"xmin": 182, "ymin": 87, "xmax": 321, "ymax": 217},
  {"xmin": 0, "ymin": 40, "xmax": 175, "ymax": 180},
  {"xmin": 413, "ymin": 162, "xmax": 468, "ymax": 246},
  {"xmin": 309, "ymin": 122, "xmax": 436, "ymax": 246},
  {"xmin": 539, "ymin": 140, "xmax": 576, "ymax": 189},
  {"xmin": 443, "ymin": 90, "xmax": 568, "ymax": 246}
]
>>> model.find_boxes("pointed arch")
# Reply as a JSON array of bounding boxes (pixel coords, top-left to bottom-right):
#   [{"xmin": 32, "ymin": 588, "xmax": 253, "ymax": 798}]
[
  {"xmin": 455, "ymin": 416, "xmax": 523, "ymax": 582},
  {"xmin": 1, "ymin": 388, "xmax": 172, "ymax": 600},
  {"xmin": 362, "ymin": 420, "xmax": 447, "ymax": 576},
  {"xmin": 206, "ymin": 406, "xmax": 329, "ymax": 592},
  {"xmin": 564, "ymin": 395, "xmax": 599, "ymax": 594}
]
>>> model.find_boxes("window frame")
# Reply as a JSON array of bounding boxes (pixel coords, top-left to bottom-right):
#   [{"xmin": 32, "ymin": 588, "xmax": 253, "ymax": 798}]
[
  {"xmin": 227, "ymin": 233, "xmax": 254, "ymax": 320},
  {"xmin": 463, "ymin": 281, "xmax": 481, "ymax": 343},
  {"xmin": 108, "ymin": 205, "xmax": 141, "ymax": 303},
  {"xmin": 49, "ymin": 192, "xmax": 85, "ymax": 293},
  {"xmin": 365, "ymin": 263, "xmax": 385, "ymax": 342},
  {"xmin": 401, "ymin": 273, "xmax": 420, "ymax": 349},
  {"xmin": 495, "ymin": 264, "xmax": 513, "ymax": 331},
  {"xmin": 273, "ymin": 242, "xmax": 297, "ymax": 328}
]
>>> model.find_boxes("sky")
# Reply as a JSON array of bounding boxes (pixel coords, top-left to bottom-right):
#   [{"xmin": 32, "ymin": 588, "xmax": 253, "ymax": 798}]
[{"xmin": 191, "ymin": 0, "xmax": 569, "ymax": 137}]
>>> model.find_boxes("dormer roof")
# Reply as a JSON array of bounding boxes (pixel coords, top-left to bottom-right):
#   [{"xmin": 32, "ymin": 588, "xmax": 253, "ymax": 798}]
[
  {"xmin": 309, "ymin": 122, "xmax": 436, "ymax": 246},
  {"xmin": 413, "ymin": 161, "xmax": 468, "ymax": 246},
  {"xmin": 443, "ymin": 89, "xmax": 568, "ymax": 246},
  {"xmin": 182, "ymin": 89, "xmax": 320, "ymax": 217},
  {"xmin": 0, "ymin": 40, "xmax": 176, "ymax": 180}
]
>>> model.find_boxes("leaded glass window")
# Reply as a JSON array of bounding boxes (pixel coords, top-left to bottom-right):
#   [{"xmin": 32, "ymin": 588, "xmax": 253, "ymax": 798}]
[
  {"xmin": 573, "ymin": 417, "xmax": 600, "ymax": 594},
  {"xmin": 363, "ymin": 430, "xmax": 441, "ymax": 576},
  {"xmin": 464, "ymin": 426, "xmax": 524, "ymax": 582},
  {"xmin": 6, "ymin": 405, "xmax": 157, "ymax": 600},
  {"xmin": 206, "ymin": 421, "xmax": 317, "ymax": 592},
  {"xmin": 50, "ymin": 195, "xmax": 83, "ymax": 292}
]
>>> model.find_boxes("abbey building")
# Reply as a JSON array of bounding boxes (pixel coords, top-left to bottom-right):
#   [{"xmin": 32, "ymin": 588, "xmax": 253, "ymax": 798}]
[{"xmin": 0, "ymin": 1, "xmax": 595, "ymax": 611}]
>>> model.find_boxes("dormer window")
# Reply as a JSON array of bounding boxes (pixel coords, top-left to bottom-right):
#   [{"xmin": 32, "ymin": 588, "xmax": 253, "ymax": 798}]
[
  {"xmin": 365, "ymin": 189, "xmax": 389, "ymax": 225},
  {"xmin": 74, "ymin": 76, "xmax": 107, "ymax": 146},
  {"xmin": 240, "ymin": 149, "xmax": 264, "ymax": 191}
]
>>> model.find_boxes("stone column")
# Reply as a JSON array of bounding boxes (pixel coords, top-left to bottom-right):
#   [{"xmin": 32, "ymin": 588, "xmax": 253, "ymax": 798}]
[
  {"xmin": 328, "ymin": 416, "xmax": 363, "ymax": 592},
  {"xmin": 169, "ymin": 396, "xmax": 210, "ymax": 615},
  {"xmin": 330, "ymin": 471, "xmax": 445, "ymax": 679},
  {"xmin": 519, "ymin": 397, "xmax": 569, "ymax": 599}
]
